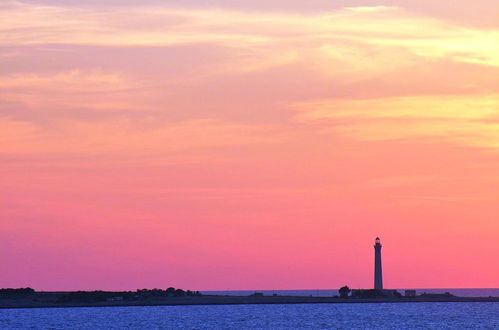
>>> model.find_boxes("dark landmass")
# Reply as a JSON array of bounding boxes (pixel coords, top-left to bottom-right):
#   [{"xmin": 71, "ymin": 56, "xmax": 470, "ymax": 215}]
[{"xmin": 1, "ymin": 288, "xmax": 498, "ymax": 309}]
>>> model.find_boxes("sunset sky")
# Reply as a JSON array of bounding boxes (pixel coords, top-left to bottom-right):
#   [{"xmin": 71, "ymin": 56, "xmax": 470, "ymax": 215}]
[{"xmin": 1, "ymin": 0, "xmax": 498, "ymax": 291}]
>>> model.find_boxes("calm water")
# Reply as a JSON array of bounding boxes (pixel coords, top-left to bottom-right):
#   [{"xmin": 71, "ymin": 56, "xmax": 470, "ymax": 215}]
[{"xmin": 1, "ymin": 302, "xmax": 498, "ymax": 329}]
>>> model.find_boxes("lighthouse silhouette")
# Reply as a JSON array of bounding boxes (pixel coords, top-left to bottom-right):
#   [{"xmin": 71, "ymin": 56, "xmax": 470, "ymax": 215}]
[{"xmin": 374, "ymin": 237, "xmax": 383, "ymax": 290}]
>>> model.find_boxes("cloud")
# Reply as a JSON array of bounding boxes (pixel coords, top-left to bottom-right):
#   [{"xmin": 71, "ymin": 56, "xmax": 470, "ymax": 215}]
[
  {"xmin": 0, "ymin": 70, "xmax": 151, "ymax": 116},
  {"xmin": 0, "ymin": 70, "xmax": 132, "ymax": 91},
  {"xmin": 345, "ymin": 6, "xmax": 397, "ymax": 13},
  {"xmin": 293, "ymin": 95, "xmax": 499, "ymax": 150},
  {"xmin": 1, "ymin": 1, "xmax": 497, "ymax": 155},
  {"xmin": 0, "ymin": 117, "xmax": 284, "ymax": 155},
  {"xmin": 1, "ymin": 2, "xmax": 498, "ymax": 67},
  {"xmin": 391, "ymin": 195, "xmax": 483, "ymax": 201}
]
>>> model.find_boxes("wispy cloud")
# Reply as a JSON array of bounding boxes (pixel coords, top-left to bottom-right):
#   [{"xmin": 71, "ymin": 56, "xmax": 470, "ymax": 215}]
[
  {"xmin": 391, "ymin": 195, "xmax": 485, "ymax": 201},
  {"xmin": 1, "ymin": 2, "xmax": 498, "ymax": 67},
  {"xmin": 1, "ymin": 2, "xmax": 498, "ymax": 155},
  {"xmin": 293, "ymin": 95, "xmax": 499, "ymax": 150},
  {"xmin": 0, "ymin": 117, "xmax": 285, "ymax": 155},
  {"xmin": 345, "ymin": 6, "xmax": 397, "ymax": 13},
  {"xmin": 0, "ymin": 70, "xmax": 132, "ymax": 91}
]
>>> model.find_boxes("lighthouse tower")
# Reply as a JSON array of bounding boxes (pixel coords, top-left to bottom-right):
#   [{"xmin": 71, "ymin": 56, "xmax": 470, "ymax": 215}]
[{"xmin": 374, "ymin": 237, "xmax": 383, "ymax": 290}]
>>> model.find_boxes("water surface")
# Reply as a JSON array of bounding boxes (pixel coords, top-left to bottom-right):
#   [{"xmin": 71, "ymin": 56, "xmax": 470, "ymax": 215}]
[{"xmin": 1, "ymin": 302, "xmax": 498, "ymax": 329}]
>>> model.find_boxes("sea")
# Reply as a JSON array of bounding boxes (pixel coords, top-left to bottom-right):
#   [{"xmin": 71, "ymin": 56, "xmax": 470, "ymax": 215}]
[
  {"xmin": 1, "ymin": 302, "xmax": 498, "ymax": 329},
  {"xmin": 0, "ymin": 289, "xmax": 498, "ymax": 329}
]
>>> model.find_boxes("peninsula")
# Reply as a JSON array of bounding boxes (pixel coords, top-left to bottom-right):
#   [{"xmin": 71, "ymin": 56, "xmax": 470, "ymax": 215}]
[{"xmin": 1, "ymin": 288, "xmax": 498, "ymax": 309}]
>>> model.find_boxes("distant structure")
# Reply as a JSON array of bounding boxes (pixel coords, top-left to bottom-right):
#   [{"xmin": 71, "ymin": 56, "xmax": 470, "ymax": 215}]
[
  {"xmin": 351, "ymin": 238, "xmax": 401, "ymax": 298},
  {"xmin": 405, "ymin": 290, "xmax": 416, "ymax": 297},
  {"xmin": 374, "ymin": 237, "xmax": 383, "ymax": 290}
]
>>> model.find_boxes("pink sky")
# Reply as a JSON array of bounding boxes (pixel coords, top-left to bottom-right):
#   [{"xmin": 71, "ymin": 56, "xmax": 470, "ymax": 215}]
[{"xmin": 1, "ymin": 0, "xmax": 498, "ymax": 291}]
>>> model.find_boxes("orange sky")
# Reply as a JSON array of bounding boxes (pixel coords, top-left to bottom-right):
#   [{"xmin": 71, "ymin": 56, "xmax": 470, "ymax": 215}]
[{"xmin": 1, "ymin": 0, "xmax": 498, "ymax": 291}]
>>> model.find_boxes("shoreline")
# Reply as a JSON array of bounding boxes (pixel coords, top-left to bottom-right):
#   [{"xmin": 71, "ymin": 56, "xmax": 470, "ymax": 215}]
[{"xmin": 1, "ymin": 295, "xmax": 498, "ymax": 310}]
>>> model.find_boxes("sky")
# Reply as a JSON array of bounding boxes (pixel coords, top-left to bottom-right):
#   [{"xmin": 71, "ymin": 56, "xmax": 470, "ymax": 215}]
[{"xmin": 1, "ymin": 0, "xmax": 498, "ymax": 291}]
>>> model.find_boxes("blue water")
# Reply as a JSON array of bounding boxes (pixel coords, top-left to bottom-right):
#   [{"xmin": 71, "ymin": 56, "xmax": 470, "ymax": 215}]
[
  {"xmin": 1, "ymin": 302, "xmax": 498, "ymax": 329},
  {"xmin": 203, "ymin": 288, "xmax": 499, "ymax": 297}
]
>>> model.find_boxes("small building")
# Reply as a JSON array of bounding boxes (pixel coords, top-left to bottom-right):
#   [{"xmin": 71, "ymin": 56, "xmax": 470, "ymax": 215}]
[
  {"xmin": 419, "ymin": 292, "xmax": 455, "ymax": 298},
  {"xmin": 351, "ymin": 289, "xmax": 400, "ymax": 298},
  {"xmin": 405, "ymin": 290, "xmax": 416, "ymax": 297}
]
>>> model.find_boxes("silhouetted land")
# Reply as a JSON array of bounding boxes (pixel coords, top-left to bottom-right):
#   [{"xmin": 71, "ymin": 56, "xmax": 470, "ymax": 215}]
[{"xmin": 1, "ymin": 288, "xmax": 498, "ymax": 309}]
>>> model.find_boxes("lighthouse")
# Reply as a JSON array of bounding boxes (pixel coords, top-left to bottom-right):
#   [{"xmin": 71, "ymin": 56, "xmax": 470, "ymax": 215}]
[{"xmin": 374, "ymin": 237, "xmax": 383, "ymax": 290}]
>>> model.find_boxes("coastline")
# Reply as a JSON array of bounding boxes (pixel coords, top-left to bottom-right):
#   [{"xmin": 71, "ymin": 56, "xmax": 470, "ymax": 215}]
[{"xmin": 1, "ymin": 294, "xmax": 498, "ymax": 310}]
